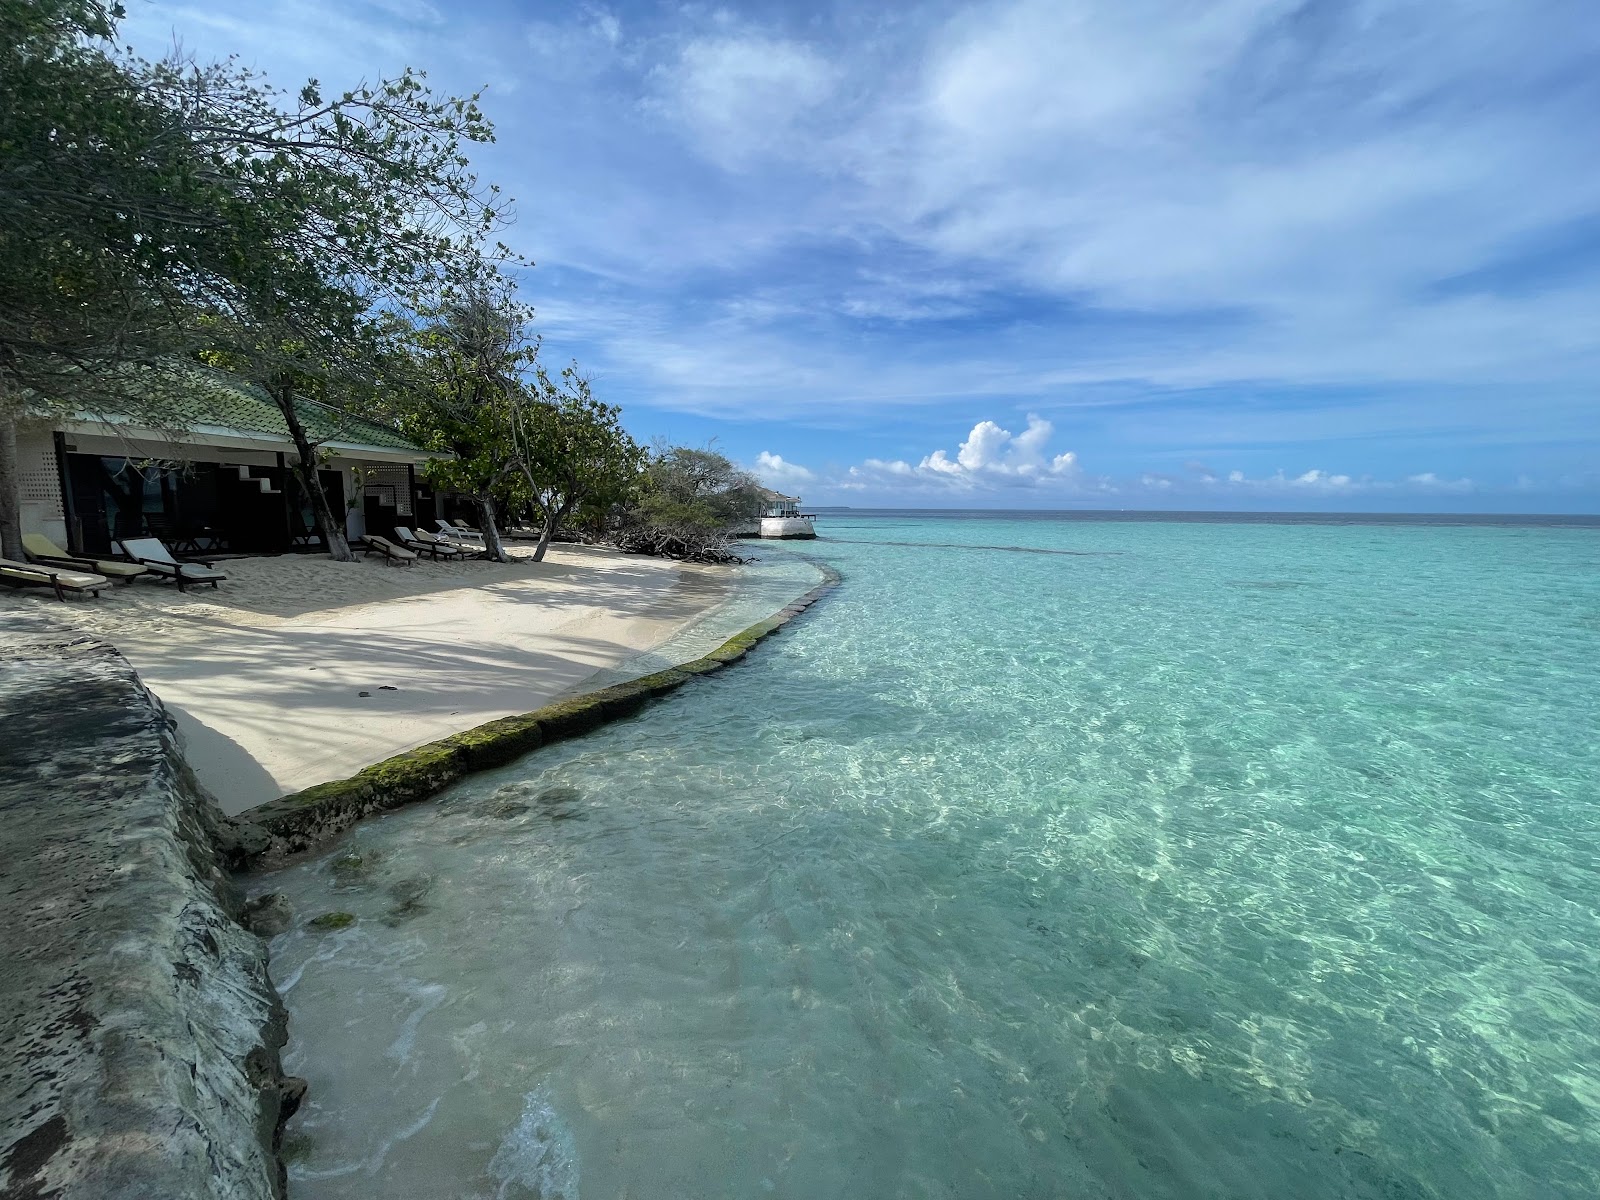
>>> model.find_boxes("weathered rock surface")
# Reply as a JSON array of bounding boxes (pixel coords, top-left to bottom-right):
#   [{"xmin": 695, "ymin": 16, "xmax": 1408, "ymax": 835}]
[
  {"xmin": 0, "ymin": 617, "xmax": 293, "ymax": 1199},
  {"xmin": 241, "ymin": 893, "xmax": 295, "ymax": 938}
]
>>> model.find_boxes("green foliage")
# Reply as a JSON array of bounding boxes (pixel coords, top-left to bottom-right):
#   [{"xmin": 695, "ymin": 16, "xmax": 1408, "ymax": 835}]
[
  {"xmin": 399, "ymin": 283, "xmax": 537, "ymax": 509},
  {"xmin": 632, "ymin": 444, "xmax": 763, "ymax": 532},
  {"xmin": 0, "ymin": 0, "xmax": 213, "ymax": 406},
  {"xmin": 0, "ymin": 0, "xmax": 514, "ymax": 407},
  {"xmin": 512, "ymin": 366, "xmax": 645, "ymax": 558}
]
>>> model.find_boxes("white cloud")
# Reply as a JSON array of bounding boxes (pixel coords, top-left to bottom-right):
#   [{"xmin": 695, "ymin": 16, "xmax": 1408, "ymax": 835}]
[
  {"xmin": 367, "ymin": 0, "xmax": 445, "ymax": 24},
  {"xmin": 652, "ymin": 33, "xmax": 837, "ymax": 167},
  {"xmin": 754, "ymin": 416, "xmax": 1097, "ymax": 497},
  {"xmin": 587, "ymin": 6, "xmax": 620, "ymax": 45},
  {"xmin": 912, "ymin": 414, "xmax": 1079, "ymax": 483},
  {"xmin": 880, "ymin": 0, "xmax": 1600, "ymax": 311},
  {"xmin": 1202, "ymin": 467, "xmax": 1475, "ymax": 494},
  {"xmin": 755, "ymin": 432, "xmax": 1480, "ymax": 504},
  {"xmin": 753, "ymin": 450, "xmax": 814, "ymax": 486},
  {"xmin": 1405, "ymin": 472, "xmax": 1474, "ymax": 493}
]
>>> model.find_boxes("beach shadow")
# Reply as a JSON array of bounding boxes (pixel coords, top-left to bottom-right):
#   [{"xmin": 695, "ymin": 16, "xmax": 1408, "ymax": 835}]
[{"xmin": 165, "ymin": 703, "xmax": 284, "ymax": 815}]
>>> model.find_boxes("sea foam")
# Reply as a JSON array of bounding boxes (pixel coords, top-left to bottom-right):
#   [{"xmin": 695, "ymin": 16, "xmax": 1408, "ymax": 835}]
[{"xmin": 488, "ymin": 1087, "xmax": 579, "ymax": 1200}]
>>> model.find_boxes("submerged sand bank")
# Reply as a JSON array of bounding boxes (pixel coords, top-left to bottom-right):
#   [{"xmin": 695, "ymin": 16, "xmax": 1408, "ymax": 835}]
[{"xmin": 2, "ymin": 545, "xmax": 735, "ymax": 814}]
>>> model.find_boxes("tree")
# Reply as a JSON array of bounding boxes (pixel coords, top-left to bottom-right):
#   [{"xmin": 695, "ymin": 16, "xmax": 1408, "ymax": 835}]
[
  {"xmin": 0, "ymin": 0, "xmax": 229, "ymax": 556},
  {"xmin": 397, "ymin": 284, "xmax": 539, "ymax": 562},
  {"xmin": 141, "ymin": 56, "xmax": 514, "ymax": 560},
  {"xmin": 0, "ymin": 0, "xmax": 516, "ymax": 560},
  {"xmin": 640, "ymin": 444, "xmax": 763, "ymax": 527},
  {"xmin": 511, "ymin": 366, "xmax": 643, "ymax": 562},
  {"xmin": 610, "ymin": 444, "xmax": 763, "ymax": 562}
]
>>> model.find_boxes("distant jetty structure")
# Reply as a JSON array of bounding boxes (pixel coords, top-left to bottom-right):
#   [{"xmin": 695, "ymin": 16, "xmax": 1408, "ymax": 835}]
[{"xmin": 756, "ymin": 489, "xmax": 817, "ymax": 539}]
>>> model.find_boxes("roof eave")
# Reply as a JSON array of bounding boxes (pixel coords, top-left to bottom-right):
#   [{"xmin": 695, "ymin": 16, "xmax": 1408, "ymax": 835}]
[{"xmin": 52, "ymin": 416, "xmax": 446, "ymax": 464}]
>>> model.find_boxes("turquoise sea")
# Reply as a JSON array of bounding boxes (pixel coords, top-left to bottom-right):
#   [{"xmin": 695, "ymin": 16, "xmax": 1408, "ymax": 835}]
[{"xmin": 261, "ymin": 511, "xmax": 1600, "ymax": 1199}]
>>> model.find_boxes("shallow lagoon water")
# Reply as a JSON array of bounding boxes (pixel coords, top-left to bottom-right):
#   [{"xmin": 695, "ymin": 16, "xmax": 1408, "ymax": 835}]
[{"xmin": 262, "ymin": 513, "xmax": 1600, "ymax": 1198}]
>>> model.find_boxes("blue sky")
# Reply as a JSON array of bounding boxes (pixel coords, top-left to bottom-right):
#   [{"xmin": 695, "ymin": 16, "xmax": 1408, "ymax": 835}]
[{"xmin": 121, "ymin": 0, "xmax": 1600, "ymax": 511}]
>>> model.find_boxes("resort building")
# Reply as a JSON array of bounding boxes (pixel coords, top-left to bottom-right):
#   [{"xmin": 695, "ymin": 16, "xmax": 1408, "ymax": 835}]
[
  {"xmin": 14, "ymin": 364, "xmax": 445, "ymax": 555},
  {"xmin": 757, "ymin": 490, "xmax": 817, "ymax": 539}
]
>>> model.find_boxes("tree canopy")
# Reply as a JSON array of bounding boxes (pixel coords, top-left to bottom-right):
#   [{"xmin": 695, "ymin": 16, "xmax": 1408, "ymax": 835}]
[
  {"xmin": 0, "ymin": 0, "xmax": 516, "ymax": 558},
  {"xmin": 512, "ymin": 366, "xmax": 645, "ymax": 562},
  {"xmin": 0, "ymin": 0, "xmax": 744, "ymax": 569},
  {"xmin": 396, "ymin": 284, "xmax": 541, "ymax": 561},
  {"xmin": 609, "ymin": 444, "xmax": 764, "ymax": 562}
]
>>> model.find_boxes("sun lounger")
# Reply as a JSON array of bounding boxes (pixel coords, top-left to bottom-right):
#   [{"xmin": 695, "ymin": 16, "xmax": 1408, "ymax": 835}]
[
  {"xmin": 22, "ymin": 533, "xmax": 148, "ymax": 585},
  {"xmin": 0, "ymin": 557, "xmax": 109, "ymax": 601},
  {"xmin": 115, "ymin": 537, "xmax": 228, "ymax": 591},
  {"xmin": 435, "ymin": 520, "xmax": 485, "ymax": 543},
  {"xmin": 413, "ymin": 527, "xmax": 491, "ymax": 559},
  {"xmin": 394, "ymin": 526, "xmax": 462, "ymax": 560},
  {"xmin": 357, "ymin": 535, "xmax": 417, "ymax": 565}
]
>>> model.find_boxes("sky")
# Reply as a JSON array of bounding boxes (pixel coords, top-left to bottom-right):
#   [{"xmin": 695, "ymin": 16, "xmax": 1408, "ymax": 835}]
[{"xmin": 118, "ymin": 0, "xmax": 1600, "ymax": 512}]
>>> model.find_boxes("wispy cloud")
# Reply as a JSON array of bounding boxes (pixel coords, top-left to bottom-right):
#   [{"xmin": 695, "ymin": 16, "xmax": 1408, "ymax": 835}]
[{"xmin": 649, "ymin": 32, "xmax": 838, "ymax": 168}]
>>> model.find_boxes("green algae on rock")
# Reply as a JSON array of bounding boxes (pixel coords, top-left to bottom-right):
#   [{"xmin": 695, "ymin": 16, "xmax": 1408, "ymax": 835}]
[
  {"xmin": 239, "ymin": 563, "xmax": 840, "ymax": 861},
  {"xmin": 307, "ymin": 912, "xmax": 357, "ymax": 931}
]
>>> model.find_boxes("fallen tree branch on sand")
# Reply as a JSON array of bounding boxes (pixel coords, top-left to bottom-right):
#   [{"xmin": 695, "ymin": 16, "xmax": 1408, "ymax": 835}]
[{"xmin": 591, "ymin": 522, "xmax": 750, "ymax": 565}]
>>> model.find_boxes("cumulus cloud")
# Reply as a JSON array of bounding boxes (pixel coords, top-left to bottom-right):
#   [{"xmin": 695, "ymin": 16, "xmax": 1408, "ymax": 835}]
[
  {"xmin": 754, "ymin": 450, "xmax": 814, "ymax": 486},
  {"xmin": 914, "ymin": 415, "xmax": 1080, "ymax": 484},
  {"xmin": 749, "ymin": 416, "xmax": 1096, "ymax": 498}
]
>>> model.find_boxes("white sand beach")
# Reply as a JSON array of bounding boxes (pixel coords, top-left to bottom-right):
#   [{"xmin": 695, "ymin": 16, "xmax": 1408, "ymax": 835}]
[{"xmin": 1, "ymin": 545, "xmax": 737, "ymax": 814}]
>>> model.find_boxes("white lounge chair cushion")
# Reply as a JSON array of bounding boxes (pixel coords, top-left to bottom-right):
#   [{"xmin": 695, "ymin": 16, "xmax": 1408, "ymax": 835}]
[{"xmin": 117, "ymin": 539, "xmax": 226, "ymax": 580}]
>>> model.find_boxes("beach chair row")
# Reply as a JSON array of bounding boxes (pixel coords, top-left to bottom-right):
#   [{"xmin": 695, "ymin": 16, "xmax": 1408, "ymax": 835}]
[
  {"xmin": 5, "ymin": 518, "xmax": 507, "ymax": 601},
  {"xmin": 3, "ymin": 534, "xmax": 229, "ymax": 601},
  {"xmin": 357, "ymin": 521, "xmax": 496, "ymax": 565}
]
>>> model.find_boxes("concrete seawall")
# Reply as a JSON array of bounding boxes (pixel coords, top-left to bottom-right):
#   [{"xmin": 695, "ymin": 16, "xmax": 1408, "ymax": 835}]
[{"xmin": 0, "ymin": 619, "xmax": 297, "ymax": 1200}]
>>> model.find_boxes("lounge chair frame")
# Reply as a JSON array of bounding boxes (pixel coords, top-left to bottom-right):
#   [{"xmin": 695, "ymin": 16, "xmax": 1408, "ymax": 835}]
[
  {"xmin": 394, "ymin": 527, "xmax": 462, "ymax": 560},
  {"xmin": 0, "ymin": 558, "xmax": 108, "ymax": 601},
  {"xmin": 357, "ymin": 535, "xmax": 417, "ymax": 566},
  {"xmin": 115, "ymin": 538, "xmax": 227, "ymax": 591}
]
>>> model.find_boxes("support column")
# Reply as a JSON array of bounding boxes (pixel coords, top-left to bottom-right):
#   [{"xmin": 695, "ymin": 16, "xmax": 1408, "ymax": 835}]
[
  {"xmin": 276, "ymin": 451, "xmax": 292, "ymax": 547},
  {"xmin": 53, "ymin": 431, "xmax": 78, "ymax": 554}
]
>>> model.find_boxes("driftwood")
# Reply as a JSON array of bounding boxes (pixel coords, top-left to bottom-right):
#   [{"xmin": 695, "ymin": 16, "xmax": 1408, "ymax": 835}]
[{"xmin": 580, "ymin": 522, "xmax": 750, "ymax": 564}]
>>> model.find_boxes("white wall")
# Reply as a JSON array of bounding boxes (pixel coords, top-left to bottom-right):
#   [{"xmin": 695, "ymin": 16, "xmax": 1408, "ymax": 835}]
[{"xmin": 16, "ymin": 426, "xmax": 68, "ymax": 546}]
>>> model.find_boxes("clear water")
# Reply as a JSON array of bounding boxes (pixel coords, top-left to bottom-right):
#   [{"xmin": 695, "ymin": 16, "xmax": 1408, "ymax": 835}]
[{"xmin": 259, "ymin": 513, "xmax": 1600, "ymax": 1199}]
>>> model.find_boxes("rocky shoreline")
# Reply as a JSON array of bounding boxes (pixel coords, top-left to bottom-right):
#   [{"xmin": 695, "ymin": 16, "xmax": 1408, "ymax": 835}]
[{"xmin": 0, "ymin": 619, "xmax": 299, "ymax": 1199}]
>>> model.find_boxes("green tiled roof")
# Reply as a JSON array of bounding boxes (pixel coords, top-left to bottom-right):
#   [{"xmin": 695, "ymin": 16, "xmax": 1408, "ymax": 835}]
[
  {"xmin": 97, "ymin": 361, "xmax": 429, "ymax": 454},
  {"xmin": 163, "ymin": 363, "xmax": 425, "ymax": 452}
]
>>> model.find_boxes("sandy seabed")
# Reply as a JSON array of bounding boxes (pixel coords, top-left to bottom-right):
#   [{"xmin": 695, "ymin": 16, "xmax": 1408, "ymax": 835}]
[{"xmin": 1, "ymin": 544, "xmax": 732, "ymax": 813}]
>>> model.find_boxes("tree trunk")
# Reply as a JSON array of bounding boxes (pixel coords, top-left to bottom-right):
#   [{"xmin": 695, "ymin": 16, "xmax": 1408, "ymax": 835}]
[
  {"xmin": 0, "ymin": 407, "xmax": 21, "ymax": 562},
  {"xmin": 272, "ymin": 383, "xmax": 354, "ymax": 562},
  {"xmin": 532, "ymin": 507, "xmax": 558, "ymax": 562},
  {"xmin": 473, "ymin": 493, "xmax": 508, "ymax": 562}
]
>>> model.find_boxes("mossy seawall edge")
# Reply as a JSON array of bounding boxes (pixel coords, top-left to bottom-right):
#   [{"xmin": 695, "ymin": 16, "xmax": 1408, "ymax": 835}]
[{"xmin": 242, "ymin": 562, "xmax": 840, "ymax": 861}]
